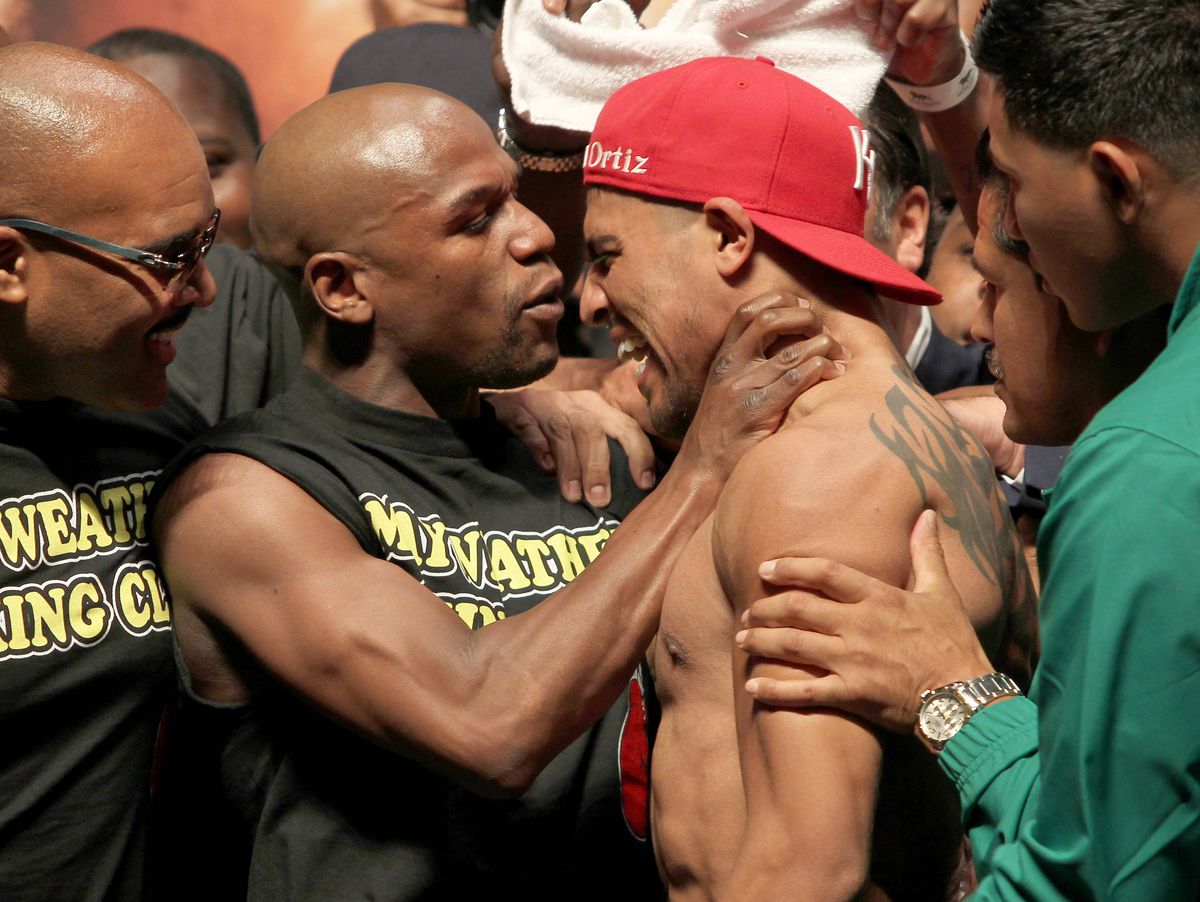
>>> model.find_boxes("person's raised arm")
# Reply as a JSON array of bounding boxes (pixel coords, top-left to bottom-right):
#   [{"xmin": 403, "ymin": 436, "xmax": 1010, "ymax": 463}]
[
  {"xmin": 154, "ymin": 295, "xmax": 843, "ymax": 798},
  {"xmin": 867, "ymin": 0, "xmax": 989, "ymax": 233},
  {"xmin": 491, "ymin": 22, "xmax": 589, "ymax": 286}
]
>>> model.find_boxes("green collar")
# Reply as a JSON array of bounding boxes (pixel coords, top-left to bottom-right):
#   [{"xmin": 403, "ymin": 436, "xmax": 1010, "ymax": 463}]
[{"xmin": 1167, "ymin": 240, "xmax": 1200, "ymax": 338}]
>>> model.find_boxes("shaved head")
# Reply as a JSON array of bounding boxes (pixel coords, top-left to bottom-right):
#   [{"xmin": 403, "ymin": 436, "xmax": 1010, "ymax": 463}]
[
  {"xmin": 254, "ymin": 83, "xmax": 493, "ymax": 274},
  {"xmin": 251, "ymin": 81, "xmax": 562, "ymax": 405},
  {"xmin": 0, "ymin": 41, "xmax": 215, "ymax": 410},
  {"xmin": 0, "ymin": 41, "xmax": 204, "ymax": 227}
]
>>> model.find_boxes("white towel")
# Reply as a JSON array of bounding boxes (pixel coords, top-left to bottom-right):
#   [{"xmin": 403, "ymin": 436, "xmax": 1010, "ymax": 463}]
[{"xmin": 501, "ymin": 0, "xmax": 890, "ymax": 133}]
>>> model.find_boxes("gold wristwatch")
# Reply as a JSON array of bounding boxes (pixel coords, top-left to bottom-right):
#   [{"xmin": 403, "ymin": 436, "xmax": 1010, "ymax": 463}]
[{"xmin": 915, "ymin": 672, "xmax": 1021, "ymax": 753}]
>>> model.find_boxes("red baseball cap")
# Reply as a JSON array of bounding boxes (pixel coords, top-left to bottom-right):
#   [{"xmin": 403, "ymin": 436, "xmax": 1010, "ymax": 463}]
[{"xmin": 583, "ymin": 57, "xmax": 942, "ymax": 306}]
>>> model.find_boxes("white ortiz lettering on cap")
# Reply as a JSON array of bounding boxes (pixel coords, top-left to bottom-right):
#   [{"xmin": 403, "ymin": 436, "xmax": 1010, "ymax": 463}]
[
  {"xmin": 849, "ymin": 126, "xmax": 876, "ymax": 196},
  {"xmin": 585, "ymin": 141, "xmax": 649, "ymax": 175}
]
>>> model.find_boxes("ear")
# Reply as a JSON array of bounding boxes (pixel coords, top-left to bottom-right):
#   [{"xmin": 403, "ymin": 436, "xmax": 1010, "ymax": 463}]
[
  {"xmin": 305, "ymin": 252, "xmax": 373, "ymax": 326},
  {"xmin": 1089, "ymin": 141, "xmax": 1144, "ymax": 226},
  {"xmin": 0, "ymin": 229, "xmax": 30, "ymax": 306},
  {"xmin": 890, "ymin": 185, "xmax": 930, "ymax": 275},
  {"xmin": 702, "ymin": 197, "xmax": 755, "ymax": 279}
]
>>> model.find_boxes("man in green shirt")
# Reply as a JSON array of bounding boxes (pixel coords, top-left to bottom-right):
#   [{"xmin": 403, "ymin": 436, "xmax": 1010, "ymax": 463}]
[{"xmin": 732, "ymin": 0, "xmax": 1200, "ymax": 897}]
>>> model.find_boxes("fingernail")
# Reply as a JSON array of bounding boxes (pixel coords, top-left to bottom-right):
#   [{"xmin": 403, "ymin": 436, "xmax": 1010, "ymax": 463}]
[
  {"xmin": 588, "ymin": 484, "xmax": 608, "ymax": 505},
  {"xmin": 759, "ymin": 560, "xmax": 777, "ymax": 578},
  {"xmin": 741, "ymin": 609, "xmax": 751, "ymax": 626},
  {"xmin": 745, "ymin": 678, "xmax": 762, "ymax": 695},
  {"xmin": 735, "ymin": 629, "xmax": 748, "ymax": 645},
  {"xmin": 567, "ymin": 479, "xmax": 582, "ymax": 501},
  {"xmin": 639, "ymin": 469, "xmax": 656, "ymax": 489},
  {"xmin": 834, "ymin": 361, "xmax": 846, "ymax": 373}
]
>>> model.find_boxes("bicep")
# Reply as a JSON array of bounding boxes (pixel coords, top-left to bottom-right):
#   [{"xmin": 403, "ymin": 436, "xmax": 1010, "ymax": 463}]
[
  {"xmin": 154, "ymin": 455, "xmax": 482, "ymax": 766},
  {"xmin": 713, "ymin": 470, "xmax": 899, "ymax": 895}
]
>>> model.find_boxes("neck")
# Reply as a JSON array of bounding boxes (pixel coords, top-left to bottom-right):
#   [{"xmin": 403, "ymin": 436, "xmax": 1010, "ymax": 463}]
[
  {"xmin": 303, "ymin": 346, "xmax": 481, "ymax": 419},
  {"xmin": 875, "ymin": 298, "xmax": 924, "ymax": 358},
  {"xmin": 780, "ymin": 289, "xmax": 915, "ymax": 420},
  {"xmin": 1147, "ymin": 189, "xmax": 1200, "ymax": 306}
]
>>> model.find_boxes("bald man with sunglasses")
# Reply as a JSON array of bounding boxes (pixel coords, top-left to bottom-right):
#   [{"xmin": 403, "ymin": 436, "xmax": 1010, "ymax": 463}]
[{"xmin": 0, "ymin": 42, "xmax": 306, "ymax": 901}]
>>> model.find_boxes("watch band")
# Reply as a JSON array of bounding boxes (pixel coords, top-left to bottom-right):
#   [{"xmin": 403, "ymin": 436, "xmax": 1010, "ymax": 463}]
[
  {"xmin": 496, "ymin": 108, "xmax": 586, "ymax": 173},
  {"xmin": 916, "ymin": 672, "xmax": 1022, "ymax": 753},
  {"xmin": 956, "ymin": 671, "xmax": 1022, "ymax": 713}
]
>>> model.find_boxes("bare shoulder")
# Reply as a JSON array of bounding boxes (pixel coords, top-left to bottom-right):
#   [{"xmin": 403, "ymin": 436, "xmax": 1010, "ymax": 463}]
[
  {"xmin": 153, "ymin": 452, "xmax": 378, "ymax": 621},
  {"xmin": 714, "ymin": 366, "xmax": 1034, "ymax": 673},
  {"xmin": 712, "ymin": 407, "xmax": 918, "ymax": 607}
]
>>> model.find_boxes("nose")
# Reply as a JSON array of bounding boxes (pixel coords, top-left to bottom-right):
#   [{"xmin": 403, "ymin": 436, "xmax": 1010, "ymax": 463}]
[
  {"xmin": 969, "ymin": 283, "xmax": 996, "ymax": 345},
  {"xmin": 579, "ymin": 268, "xmax": 611, "ymax": 327},
  {"xmin": 508, "ymin": 200, "xmax": 556, "ymax": 263},
  {"xmin": 177, "ymin": 258, "xmax": 217, "ymax": 309}
]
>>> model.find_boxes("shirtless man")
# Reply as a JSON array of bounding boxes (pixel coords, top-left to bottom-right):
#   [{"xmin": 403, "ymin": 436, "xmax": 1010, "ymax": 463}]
[{"xmin": 580, "ymin": 58, "xmax": 1036, "ymax": 900}]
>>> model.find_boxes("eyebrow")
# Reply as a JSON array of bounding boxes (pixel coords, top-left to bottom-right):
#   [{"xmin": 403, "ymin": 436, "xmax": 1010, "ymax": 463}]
[
  {"xmin": 446, "ymin": 164, "xmax": 520, "ymax": 220},
  {"xmin": 447, "ymin": 184, "xmax": 503, "ymax": 218},
  {"xmin": 585, "ymin": 235, "xmax": 622, "ymax": 261}
]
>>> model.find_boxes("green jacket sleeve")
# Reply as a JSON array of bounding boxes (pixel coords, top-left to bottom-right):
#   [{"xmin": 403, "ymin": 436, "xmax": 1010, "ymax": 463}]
[{"xmin": 939, "ymin": 427, "xmax": 1200, "ymax": 900}]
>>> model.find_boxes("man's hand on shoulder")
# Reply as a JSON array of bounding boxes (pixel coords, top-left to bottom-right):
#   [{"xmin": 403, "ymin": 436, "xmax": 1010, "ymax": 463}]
[
  {"xmin": 736, "ymin": 510, "xmax": 995, "ymax": 734},
  {"xmin": 490, "ymin": 387, "xmax": 656, "ymax": 505},
  {"xmin": 675, "ymin": 291, "xmax": 847, "ymax": 484}
]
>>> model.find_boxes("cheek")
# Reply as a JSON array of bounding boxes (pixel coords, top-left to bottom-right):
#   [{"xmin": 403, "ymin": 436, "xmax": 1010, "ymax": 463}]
[{"xmin": 212, "ymin": 164, "xmax": 255, "ymax": 248}]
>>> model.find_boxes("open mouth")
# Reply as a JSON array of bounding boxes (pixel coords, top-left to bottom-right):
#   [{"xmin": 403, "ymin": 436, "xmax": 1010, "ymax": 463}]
[
  {"xmin": 616, "ymin": 334, "xmax": 651, "ymax": 379},
  {"xmin": 520, "ymin": 277, "xmax": 566, "ymax": 321}
]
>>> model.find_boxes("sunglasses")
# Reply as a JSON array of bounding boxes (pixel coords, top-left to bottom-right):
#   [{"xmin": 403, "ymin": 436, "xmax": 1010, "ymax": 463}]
[{"xmin": 0, "ymin": 208, "xmax": 221, "ymax": 294}]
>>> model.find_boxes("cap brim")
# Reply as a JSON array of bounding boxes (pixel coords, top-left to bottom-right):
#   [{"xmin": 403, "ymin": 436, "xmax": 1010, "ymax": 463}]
[{"xmin": 746, "ymin": 210, "xmax": 942, "ymax": 306}]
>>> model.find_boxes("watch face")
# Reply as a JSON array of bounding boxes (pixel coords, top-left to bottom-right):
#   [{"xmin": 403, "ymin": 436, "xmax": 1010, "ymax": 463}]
[{"xmin": 919, "ymin": 691, "xmax": 968, "ymax": 742}]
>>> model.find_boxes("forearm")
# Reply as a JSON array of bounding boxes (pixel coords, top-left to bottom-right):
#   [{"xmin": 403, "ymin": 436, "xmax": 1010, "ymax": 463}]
[{"xmin": 919, "ymin": 78, "xmax": 989, "ymax": 234}]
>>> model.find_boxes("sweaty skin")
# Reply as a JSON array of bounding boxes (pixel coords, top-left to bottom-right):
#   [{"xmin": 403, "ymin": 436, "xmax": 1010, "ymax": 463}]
[
  {"xmin": 580, "ymin": 184, "xmax": 1035, "ymax": 899},
  {"xmin": 653, "ymin": 323, "xmax": 1036, "ymax": 902}
]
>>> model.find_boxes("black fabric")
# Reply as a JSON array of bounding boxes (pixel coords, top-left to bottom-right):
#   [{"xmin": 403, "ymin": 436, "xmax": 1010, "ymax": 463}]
[
  {"xmin": 155, "ymin": 369, "xmax": 662, "ymax": 901},
  {"xmin": 0, "ymin": 248, "xmax": 297, "ymax": 901},
  {"xmin": 913, "ymin": 323, "xmax": 994, "ymax": 395},
  {"xmin": 170, "ymin": 243, "xmax": 302, "ymax": 427},
  {"xmin": 329, "ymin": 24, "xmax": 503, "ymax": 126},
  {"xmin": 0, "ymin": 393, "xmax": 204, "ymax": 902}
]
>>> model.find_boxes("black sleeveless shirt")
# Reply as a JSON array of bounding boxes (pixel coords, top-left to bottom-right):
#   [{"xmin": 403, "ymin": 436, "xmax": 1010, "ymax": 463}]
[{"xmin": 156, "ymin": 369, "xmax": 662, "ymax": 901}]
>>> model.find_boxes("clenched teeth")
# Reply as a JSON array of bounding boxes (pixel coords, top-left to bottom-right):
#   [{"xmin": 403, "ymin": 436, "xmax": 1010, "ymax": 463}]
[{"xmin": 617, "ymin": 336, "xmax": 648, "ymax": 363}]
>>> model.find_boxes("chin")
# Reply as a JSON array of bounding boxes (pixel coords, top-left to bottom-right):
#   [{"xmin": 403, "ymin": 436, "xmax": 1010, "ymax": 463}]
[
  {"xmin": 479, "ymin": 346, "xmax": 560, "ymax": 391},
  {"xmin": 649, "ymin": 394, "xmax": 699, "ymax": 441},
  {"xmin": 1002, "ymin": 409, "xmax": 1077, "ymax": 449}
]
